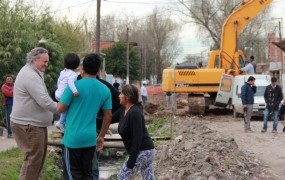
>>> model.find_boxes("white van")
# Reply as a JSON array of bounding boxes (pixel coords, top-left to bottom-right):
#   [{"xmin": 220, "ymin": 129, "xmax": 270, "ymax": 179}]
[
  {"xmin": 231, "ymin": 75, "xmax": 271, "ymax": 118},
  {"xmin": 215, "ymin": 74, "xmax": 271, "ymax": 118}
]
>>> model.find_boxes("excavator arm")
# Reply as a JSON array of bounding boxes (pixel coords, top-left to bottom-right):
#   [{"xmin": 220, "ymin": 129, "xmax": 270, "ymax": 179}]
[{"xmin": 219, "ymin": 0, "xmax": 272, "ymax": 72}]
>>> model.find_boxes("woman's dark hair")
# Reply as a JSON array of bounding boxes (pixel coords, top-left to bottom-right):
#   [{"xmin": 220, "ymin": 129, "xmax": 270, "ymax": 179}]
[
  {"xmin": 64, "ymin": 53, "xmax": 80, "ymax": 70},
  {"xmin": 122, "ymin": 84, "xmax": 139, "ymax": 104},
  {"xmin": 83, "ymin": 53, "xmax": 101, "ymax": 75}
]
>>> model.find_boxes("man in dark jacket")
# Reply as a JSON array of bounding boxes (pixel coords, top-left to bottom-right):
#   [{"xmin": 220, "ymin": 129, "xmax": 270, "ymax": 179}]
[
  {"xmin": 262, "ymin": 77, "xmax": 283, "ymax": 133},
  {"xmin": 241, "ymin": 76, "xmax": 256, "ymax": 132}
]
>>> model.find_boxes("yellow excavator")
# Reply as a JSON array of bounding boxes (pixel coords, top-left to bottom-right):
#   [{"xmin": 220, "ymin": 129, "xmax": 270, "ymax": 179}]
[{"xmin": 162, "ymin": 0, "xmax": 272, "ymax": 114}]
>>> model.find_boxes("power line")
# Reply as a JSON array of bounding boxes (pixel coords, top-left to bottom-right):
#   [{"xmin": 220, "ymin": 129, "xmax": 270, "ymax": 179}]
[
  {"xmin": 104, "ymin": 0, "xmax": 178, "ymax": 4},
  {"xmin": 50, "ymin": 0, "xmax": 95, "ymax": 13}
]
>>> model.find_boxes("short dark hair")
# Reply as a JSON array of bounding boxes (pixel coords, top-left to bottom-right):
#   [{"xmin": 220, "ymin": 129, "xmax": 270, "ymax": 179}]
[
  {"xmin": 83, "ymin": 53, "xmax": 101, "ymax": 75},
  {"xmin": 122, "ymin": 84, "xmax": 139, "ymax": 104},
  {"xmin": 271, "ymin": 77, "xmax": 277, "ymax": 82},
  {"xmin": 250, "ymin": 56, "xmax": 254, "ymax": 60},
  {"xmin": 64, "ymin": 53, "xmax": 80, "ymax": 70},
  {"xmin": 247, "ymin": 76, "xmax": 255, "ymax": 82}
]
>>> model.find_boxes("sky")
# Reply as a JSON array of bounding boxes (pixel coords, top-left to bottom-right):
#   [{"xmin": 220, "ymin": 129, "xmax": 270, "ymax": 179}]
[{"xmin": 17, "ymin": 0, "xmax": 285, "ymax": 63}]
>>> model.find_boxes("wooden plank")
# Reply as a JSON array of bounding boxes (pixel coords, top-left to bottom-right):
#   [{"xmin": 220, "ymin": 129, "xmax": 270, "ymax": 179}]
[
  {"xmin": 48, "ymin": 135, "xmax": 170, "ymax": 147},
  {"xmin": 104, "ymin": 135, "xmax": 171, "ymax": 141},
  {"xmin": 47, "ymin": 139, "xmax": 125, "ymax": 148}
]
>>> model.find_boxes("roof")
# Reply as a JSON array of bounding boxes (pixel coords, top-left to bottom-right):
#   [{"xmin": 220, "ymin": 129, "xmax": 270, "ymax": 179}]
[{"xmin": 272, "ymin": 40, "xmax": 285, "ymax": 52}]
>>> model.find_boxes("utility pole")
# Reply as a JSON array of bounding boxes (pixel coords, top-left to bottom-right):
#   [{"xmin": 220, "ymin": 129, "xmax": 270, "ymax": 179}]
[
  {"xmin": 126, "ymin": 27, "xmax": 130, "ymax": 84},
  {"xmin": 144, "ymin": 50, "xmax": 146, "ymax": 80},
  {"xmin": 140, "ymin": 46, "xmax": 143, "ymax": 85},
  {"xmin": 279, "ymin": 21, "xmax": 283, "ymax": 74},
  {"xmin": 84, "ymin": 19, "xmax": 89, "ymax": 52},
  {"xmin": 89, "ymin": 32, "xmax": 92, "ymax": 52},
  {"xmin": 96, "ymin": 0, "xmax": 101, "ymax": 54}
]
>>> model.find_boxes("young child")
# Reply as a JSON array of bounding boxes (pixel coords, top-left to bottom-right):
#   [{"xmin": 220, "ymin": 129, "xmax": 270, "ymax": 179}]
[{"xmin": 55, "ymin": 53, "xmax": 80, "ymax": 132}]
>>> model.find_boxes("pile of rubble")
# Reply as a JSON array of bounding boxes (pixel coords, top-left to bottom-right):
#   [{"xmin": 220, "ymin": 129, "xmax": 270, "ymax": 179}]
[{"xmin": 153, "ymin": 116, "xmax": 277, "ymax": 180}]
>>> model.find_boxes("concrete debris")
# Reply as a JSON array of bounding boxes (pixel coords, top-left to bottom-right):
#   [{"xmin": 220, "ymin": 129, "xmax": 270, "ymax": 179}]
[{"xmin": 152, "ymin": 116, "xmax": 276, "ymax": 180}]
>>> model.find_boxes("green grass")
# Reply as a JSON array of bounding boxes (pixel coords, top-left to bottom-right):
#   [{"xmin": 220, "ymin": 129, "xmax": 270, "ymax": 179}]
[
  {"xmin": 0, "ymin": 147, "xmax": 61, "ymax": 180},
  {"xmin": 148, "ymin": 117, "xmax": 172, "ymax": 137}
]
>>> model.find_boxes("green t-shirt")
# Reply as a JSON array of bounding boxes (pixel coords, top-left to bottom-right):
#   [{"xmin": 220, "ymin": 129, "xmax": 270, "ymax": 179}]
[{"xmin": 61, "ymin": 78, "xmax": 112, "ymax": 148}]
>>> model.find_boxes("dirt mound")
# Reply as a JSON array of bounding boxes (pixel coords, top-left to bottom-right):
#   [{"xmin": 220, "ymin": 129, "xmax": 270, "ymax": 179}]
[
  {"xmin": 146, "ymin": 103, "xmax": 159, "ymax": 114},
  {"xmin": 153, "ymin": 116, "xmax": 276, "ymax": 180}
]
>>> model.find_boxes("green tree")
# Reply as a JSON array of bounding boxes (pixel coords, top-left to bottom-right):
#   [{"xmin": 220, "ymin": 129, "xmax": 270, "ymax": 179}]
[
  {"xmin": 103, "ymin": 42, "xmax": 140, "ymax": 81},
  {"xmin": 0, "ymin": 1, "xmax": 87, "ymax": 124},
  {"xmin": 0, "ymin": 0, "xmax": 35, "ymax": 81}
]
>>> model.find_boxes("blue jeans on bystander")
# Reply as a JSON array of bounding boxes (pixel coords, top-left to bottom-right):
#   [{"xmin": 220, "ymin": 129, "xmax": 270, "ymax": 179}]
[
  {"xmin": 5, "ymin": 104, "xmax": 12, "ymax": 137},
  {"xmin": 263, "ymin": 108, "xmax": 279, "ymax": 131}
]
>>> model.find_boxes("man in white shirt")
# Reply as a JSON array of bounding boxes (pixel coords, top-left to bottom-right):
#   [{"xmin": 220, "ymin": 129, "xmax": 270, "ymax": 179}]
[
  {"xmin": 240, "ymin": 60, "xmax": 255, "ymax": 75},
  {"xmin": 141, "ymin": 82, "xmax": 148, "ymax": 111}
]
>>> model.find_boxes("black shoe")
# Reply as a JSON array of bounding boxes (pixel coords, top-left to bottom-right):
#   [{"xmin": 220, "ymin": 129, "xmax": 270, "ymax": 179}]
[
  {"xmin": 8, "ymin": 134, "xmax": 14, "ymax": 138},
  {"xmin": 272, "ymin": 129, "xmax": 277, "ymax": 133},
  {"xmin": 261, "ymin": 129, "xmax": 267, "ymax": 133},
  {"xmin": 283, "ymin": 127, "xmax": 285, "ymax": 132}
]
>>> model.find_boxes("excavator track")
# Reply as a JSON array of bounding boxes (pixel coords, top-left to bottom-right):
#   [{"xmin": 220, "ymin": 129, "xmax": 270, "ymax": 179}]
[{"xmin": 188, "ymin": 95, "xmax": 206, "ymax": 114}]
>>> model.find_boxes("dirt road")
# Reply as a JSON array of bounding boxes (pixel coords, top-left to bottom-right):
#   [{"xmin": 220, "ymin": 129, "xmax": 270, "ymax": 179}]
[{"xmin": 205, "ymin": 114, "xmax": 285, "ymax": 179}]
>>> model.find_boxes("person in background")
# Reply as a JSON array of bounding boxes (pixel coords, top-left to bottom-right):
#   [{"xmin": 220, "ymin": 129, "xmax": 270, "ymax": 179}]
[
  {"xmin": 166, "ymin": 92, "xmax": 174, "ymax": 110},
  {"xmin": 141, "ymin": 81, "xmax": 148, "ymax": 111},
  {"xmin": 250, "ymin": 55, "xmax": 257, "ymax": 74},
  {"xmin": 240, "ymin": 60, "xmax": 255, "ymax": 75},
  {"xmin": 58, "ymin": 53, "xmax": 112, "ymax": 179},
  {"xmin": 1, "ymin": 74, "xmax": 14, "ymax": 138},
  {"xmin": 261, "ymin": 77, "xmax": 283, "ymax": 133},
  {"xmin": 55, "ymin": 53, "xmax": 80, "ymax": 132},
  {"xmin": 279, "ymin": 98, "xmax": 285, "ymax": 132},
  {"xmin": 241, "ymin": 76, "xmax": 256, "ymax": 133},
  {"xmin": 113, "ymin": 79, "xmax": 120, "ymax": 90},
  {"xmin": 112, "ymin": 84, "xmax": 155, "ymax": 180},
  {"xmin": 10, "ymin": 47, "xmax": 58, "ymax": 180},
  {"xmin": 122, "ymin": 80, "xmax": 127, "ymax": 88}
]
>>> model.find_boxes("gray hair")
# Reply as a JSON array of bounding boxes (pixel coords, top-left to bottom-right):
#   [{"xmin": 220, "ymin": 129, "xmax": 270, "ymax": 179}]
[{"xmin": 26, "ymin": 47, "xmax": 48, "ymax": 63}]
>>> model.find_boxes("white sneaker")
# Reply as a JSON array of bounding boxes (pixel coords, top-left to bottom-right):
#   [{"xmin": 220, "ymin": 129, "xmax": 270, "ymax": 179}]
[{"xmin": 55, "ymin": 121, "xmax": 65, "ymax": 132}]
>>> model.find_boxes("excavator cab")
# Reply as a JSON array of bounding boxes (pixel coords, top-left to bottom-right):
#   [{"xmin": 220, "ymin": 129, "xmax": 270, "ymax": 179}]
[{"xmin": 208, "ymin": 50, "xmax": 246, "ymax": 76}]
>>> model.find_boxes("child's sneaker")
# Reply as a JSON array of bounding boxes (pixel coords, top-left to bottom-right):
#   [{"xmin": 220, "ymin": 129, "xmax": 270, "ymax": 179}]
[{"xmin": 55, "ymin": 121, "xmax": 65, "ymax": 132}]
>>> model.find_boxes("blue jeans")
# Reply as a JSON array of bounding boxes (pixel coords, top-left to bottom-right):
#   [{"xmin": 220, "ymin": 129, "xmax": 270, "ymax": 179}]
[
  {"xmin": 92, "ymin": 151, "xmax": 99, "ymax": 180},
  {"xmin": 263, "ymin": 108, "xmax": 279, "ymax": 130},
  {"xmin": 5, "ymin": 104, "xmax": 12, "ymax": 136},
  {"xmin": 142, "ymin": 96, "xmax": 147, "ymax": 110}
]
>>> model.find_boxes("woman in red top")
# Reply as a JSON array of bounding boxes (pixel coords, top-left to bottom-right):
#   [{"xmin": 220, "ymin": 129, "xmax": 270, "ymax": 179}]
[{"xmin": 1, "ymin": 74, "xmax": 14, "ymax": 138}]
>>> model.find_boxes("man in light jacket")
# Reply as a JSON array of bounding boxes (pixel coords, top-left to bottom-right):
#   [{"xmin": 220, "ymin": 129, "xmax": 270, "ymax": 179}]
[{"xmin": 10, "ymin": 47, "xmax": 58, "ymax": 180}]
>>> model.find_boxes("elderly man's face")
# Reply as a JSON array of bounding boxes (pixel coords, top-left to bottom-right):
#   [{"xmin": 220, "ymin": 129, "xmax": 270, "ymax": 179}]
[{"xmin": 33, "ymin": 53, "xmax": 49, "ymax": 72}]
